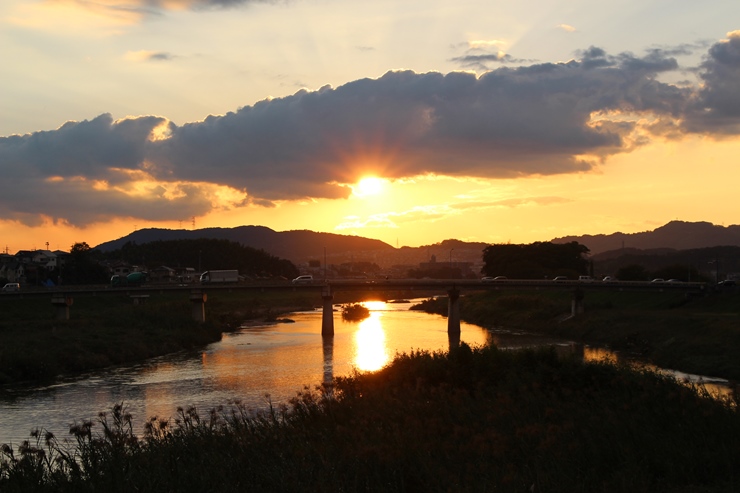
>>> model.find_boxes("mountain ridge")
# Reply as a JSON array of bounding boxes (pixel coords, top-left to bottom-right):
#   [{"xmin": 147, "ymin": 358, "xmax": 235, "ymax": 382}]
[
  {"xmin": 94, "ymin": 220, "xmax": 740, "ymax": 268},
  {"xmin": 95, "ymin": 225, "xmax": 395, "ymax": 264},
  {"xmin": 551, "ymin": 221, "xmax": 740, "ymax": 255}
]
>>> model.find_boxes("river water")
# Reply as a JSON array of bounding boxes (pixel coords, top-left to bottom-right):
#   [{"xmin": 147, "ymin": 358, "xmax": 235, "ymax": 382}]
[{"xmin": 0, "ymin": 300, "xmax": 731, "ymax": 446}]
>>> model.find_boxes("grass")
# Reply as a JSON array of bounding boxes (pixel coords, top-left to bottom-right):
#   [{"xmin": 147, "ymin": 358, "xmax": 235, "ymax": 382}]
[
  {"xmin": 0, "ymin": 287, "xmax": 432, "ymax": 385},
  {"xmin": 2, "ymin": 344, "xmax": 739, "ymax": 492},
  {"xmin": 416, "ymin": 287, "xmax": 740, "ymax": 380},
  {"xmin": 0, "ymin": 289, "xmax": 320, "ymax": 385}
]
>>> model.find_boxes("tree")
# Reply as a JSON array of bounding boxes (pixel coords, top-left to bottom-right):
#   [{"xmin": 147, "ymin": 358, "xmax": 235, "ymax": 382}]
[
  {"xmin": 65, "ymin": 242, "xmax": 108, "ymax": 284},
  {"xmin": 481, "ymin": 241, "xmax": 590, "ymax": 279}
]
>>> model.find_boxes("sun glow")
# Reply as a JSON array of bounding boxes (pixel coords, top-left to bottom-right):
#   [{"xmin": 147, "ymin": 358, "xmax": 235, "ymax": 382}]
[{"xmin": 354, "ymin": 176, "xmax": 386, "ymax": 197}]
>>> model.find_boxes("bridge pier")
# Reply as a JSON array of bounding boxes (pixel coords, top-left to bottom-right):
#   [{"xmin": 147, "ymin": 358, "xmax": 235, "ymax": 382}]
[
  {"xmin": 447, "ymin": 287, "xmax": 461, "ymax": 336},
  {"xmin": 321, "ymin": 285, "xmax": 334, "ymax": 336},
  {"xmin": 190, "ymin": 289, "xmax": 207, "ymax": 323},
  {"xmin": 571, "ymin": 287, "xmax": 585, "ymax": 317},
  {"xmin": 51, "ymin": 295, "xmax": 73, "ymax": 321}
]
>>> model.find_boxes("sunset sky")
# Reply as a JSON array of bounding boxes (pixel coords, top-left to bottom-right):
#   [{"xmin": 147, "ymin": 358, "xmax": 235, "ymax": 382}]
[{"xmin": 2, "ymin": 1, "xmax": 740, "ymax": 253}]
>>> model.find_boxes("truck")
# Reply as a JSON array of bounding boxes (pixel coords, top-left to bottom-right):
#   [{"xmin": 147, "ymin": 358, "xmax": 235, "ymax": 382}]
[
  {"xmin": 111, "ymin": 271, "xmax": 148, "ymax": 287},
  {"xmin": 199, "ymin": 269, "xmax": 239, "ymax": 284}
]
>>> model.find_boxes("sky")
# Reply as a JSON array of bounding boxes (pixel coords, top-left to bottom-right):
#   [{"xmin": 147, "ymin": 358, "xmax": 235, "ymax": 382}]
[{"xmin": 2, "ymin": 0, "xmax": 740, "ymax": 254}]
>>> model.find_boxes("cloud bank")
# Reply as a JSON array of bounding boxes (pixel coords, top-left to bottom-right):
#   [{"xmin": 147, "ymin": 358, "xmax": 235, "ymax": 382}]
[{"xmin": 2, "ymin": 33, "xmax": 740, "ymax": 226}]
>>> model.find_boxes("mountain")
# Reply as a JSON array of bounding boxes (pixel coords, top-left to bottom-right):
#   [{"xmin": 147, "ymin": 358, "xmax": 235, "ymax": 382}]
[
  {"xmin": 551, "ymin": 221, "xmax": 740, "ymax": 255},
  {"xmin": 94, "ymin": 226, "xmax": 395, "ymax": 264}
]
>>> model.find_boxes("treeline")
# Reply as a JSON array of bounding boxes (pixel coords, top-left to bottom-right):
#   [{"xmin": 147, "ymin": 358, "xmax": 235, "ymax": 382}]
[
  {"xmin": 482, "ymin": 241, "xmax": 590, "ymax": 279},
  {"xmin": 104, "ymin": 238, "xmax": 299, "ymax": 280},
  {"xmin": 478, "ymin": 241, "xmax": 738, "ymax": 282},
  {"xmin": 593, "ymin": 245, "xmax": 740, "ymax": 282}
]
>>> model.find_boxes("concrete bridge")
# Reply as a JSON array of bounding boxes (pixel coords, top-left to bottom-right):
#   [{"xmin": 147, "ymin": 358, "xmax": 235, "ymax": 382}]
[
  {"xmin": 314, "ymin": 278, "xmax": 706, "ymax": 336},
  {"xmin": 1, "ymin": 278, "xmax": 707, "ymax": 333}
]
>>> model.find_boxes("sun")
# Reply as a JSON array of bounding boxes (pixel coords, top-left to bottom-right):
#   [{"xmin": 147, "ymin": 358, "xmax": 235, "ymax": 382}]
[{"xmin": 354, "ymin": 176, "xmax": 386, "ymax": 197}]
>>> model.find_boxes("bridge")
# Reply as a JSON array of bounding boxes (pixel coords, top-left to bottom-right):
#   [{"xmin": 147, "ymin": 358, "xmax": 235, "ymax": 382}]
[
  {"xmin": 1, "ymin": 278, "xmax": 707, "ymax": 336},
  {"xmin": 316, "ymin": 278, "xmax": 706, "ymax": 336}
]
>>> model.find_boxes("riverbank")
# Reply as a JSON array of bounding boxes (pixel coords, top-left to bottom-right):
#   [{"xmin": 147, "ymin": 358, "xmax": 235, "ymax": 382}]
[
  {"xmin": 0, "ymin": 288, "xmax": 425, "ymax": 385},
  {"xmin": 2, "ymin": 344, "xmax": 738, "ymax": 492},
  {"xmin": 415, "ymin": 287, "xmax": 740, "ymax": 381},
  {"xmin": 0, "ymin": 290, "xmax": 320, "ymax": 385}
]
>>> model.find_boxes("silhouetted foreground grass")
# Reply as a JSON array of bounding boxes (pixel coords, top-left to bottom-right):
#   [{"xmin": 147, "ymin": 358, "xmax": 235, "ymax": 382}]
[{"xmin": 2, "ymin": 344, "xmax": 739, "ymax": 492}]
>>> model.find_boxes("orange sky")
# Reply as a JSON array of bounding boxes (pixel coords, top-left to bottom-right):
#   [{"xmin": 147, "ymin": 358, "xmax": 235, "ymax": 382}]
[{"xmin": 2, "ymin": 2, "xmax": 740, "ymax": 253}]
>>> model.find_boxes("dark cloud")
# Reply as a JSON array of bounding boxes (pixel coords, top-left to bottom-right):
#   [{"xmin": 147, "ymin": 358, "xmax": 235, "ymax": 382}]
[
  {"xmin": 683, "ymin": 32, "xmax": 740, "ymax": 133},
  {"xmin": 3, "ymin": 35, "xmax": 740, "ymax": 227}
]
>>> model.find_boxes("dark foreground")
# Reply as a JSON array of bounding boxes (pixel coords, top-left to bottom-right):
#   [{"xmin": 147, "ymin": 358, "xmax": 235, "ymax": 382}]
[
  {"xmin": 2, "ymin": 344, "xmax": 739, "ymax": 492},
  {"xmin": 417, "ymin": 287, "xmax": 740, "ymax": 381}
]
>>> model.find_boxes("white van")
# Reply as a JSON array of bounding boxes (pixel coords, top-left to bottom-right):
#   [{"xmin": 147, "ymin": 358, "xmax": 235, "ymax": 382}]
[
  {"xmin": 292, "ymin": 275, "xmax": 314, "ymax": 284},
  {"xmin": 2, "ymin": 282, "xmax": 20, "ymax": 292}
]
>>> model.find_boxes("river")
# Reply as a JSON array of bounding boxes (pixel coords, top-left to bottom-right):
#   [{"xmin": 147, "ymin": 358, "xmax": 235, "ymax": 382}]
[{"xmin": 0, "ymin": 299, "xmax": 731, "ymax": 447}]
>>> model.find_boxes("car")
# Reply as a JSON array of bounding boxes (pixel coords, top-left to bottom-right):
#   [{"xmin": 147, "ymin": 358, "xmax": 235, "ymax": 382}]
[
  {"xmin": 719, "ymin": 280, "xmax": 736, "ymax": 287},
  {"xmin": 481, "ymin": 276, "xmax": 507, "ymax": 283},
  {"xmin": 292, "ymin": 275, "xmax": 314, "ymax": 284},
  {"xmin": 2, "ymin": 282, "xmax": 20, "ymax": 292},
  {"xmin": 602, "ymin": 276, "xmax": 615, "ymax": 282},
  {"xmin": 666, "ymin": 279, "xmax": 682, "ymax": 283},
  {"xmin": 651, "ymin": 278, "xmax": 665, "ymax": 283},
  {"xmin": 552, "ymin": 276, "xmax": 568, "ymax": 281}
]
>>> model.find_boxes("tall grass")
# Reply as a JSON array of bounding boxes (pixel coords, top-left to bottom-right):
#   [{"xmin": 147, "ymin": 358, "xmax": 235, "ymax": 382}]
[
  {"xmin": 416, "ymin": 289, "xmax": 740, "ymax": 380},
  {"xmin": 2, "ymin": 344, "xmax": 739, "ymax": 492}
]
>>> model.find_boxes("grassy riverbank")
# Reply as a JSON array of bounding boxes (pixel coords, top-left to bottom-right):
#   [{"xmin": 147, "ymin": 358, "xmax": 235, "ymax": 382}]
[
  {"xmin": 0, "ymin": 289, "xmax": 321, "ymax": 385},
  {"xmin": 0, "ymin": 288, "xmax": 428, "ymax": 385},
  {"xmin": 2, "ymin": 344, "xmax": 739, "ymax": 492},
  {"xmin": 416, "ymin": 287, "xmax": 740, "ymax": 380}
]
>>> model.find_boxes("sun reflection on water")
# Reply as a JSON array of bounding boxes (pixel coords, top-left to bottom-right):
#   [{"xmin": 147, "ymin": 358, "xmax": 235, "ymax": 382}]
[
  {"xmin": 353, "ymin": 311, "xmax": 389, "ymax": 371},
  {"xmin": 362, "ymin": 300, "xmax": 387, "ymax": 311}
]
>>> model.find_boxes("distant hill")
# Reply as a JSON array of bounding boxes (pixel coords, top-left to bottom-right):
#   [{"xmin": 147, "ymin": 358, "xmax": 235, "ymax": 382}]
[
  {"xmin": 552, "ymin": 221, "xmax": 740, "ymax": 255},
  {"xmin": 93, "ymin": 220, "xmax": 740, "ymax": 274},
  {"xmin": 95, "ymin": 226, "xmax": 395, "ymax": 264}
]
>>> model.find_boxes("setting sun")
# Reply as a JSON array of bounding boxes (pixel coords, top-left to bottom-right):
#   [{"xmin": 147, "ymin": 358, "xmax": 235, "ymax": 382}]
[{"xmin": 354, "ymin": 177, "xmax": 386, "ymax": 197}]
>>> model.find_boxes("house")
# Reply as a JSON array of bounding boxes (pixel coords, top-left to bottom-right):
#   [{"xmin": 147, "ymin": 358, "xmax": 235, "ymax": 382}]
[
  {"xmin": 150, "ymin": 265, "xmax": 176, "ymax": 282},
  {"xmin": 0, "ymin": 261, "xmax": 25, "ymax": 283},
  {"xmin": 176, "ymin": 267, "xmax": 197, "ymax": 283}
]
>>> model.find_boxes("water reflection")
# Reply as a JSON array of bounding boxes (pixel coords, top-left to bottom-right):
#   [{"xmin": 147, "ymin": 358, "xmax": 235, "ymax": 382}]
[
  {"xmin": 322, "ymin": 336, "xmax": 334, "ymax": 391},
  {"xmin": 353, "ymin": 312, "xmax": 389, "ymax": 371}
]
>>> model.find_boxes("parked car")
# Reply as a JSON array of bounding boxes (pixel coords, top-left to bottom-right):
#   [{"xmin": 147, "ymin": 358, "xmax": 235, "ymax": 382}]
[
  {"xmin": 2, "ymin": 282, "xmax": 20, "ymax": 292},
  {"xmin": 651, "ymin": 278, "xmax": 665, "ymax": 283},
  {"xmin": 292, "ymin": 275, "xmax": 314, "ymax": 284},
  {"xmin": 602, "ymin": 276, "xmax": 615, "ymax": 281},
  {"xmin": 552, "ymin": 276, "xmax": 568, "ymax": 282}
]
